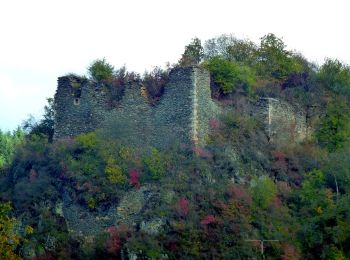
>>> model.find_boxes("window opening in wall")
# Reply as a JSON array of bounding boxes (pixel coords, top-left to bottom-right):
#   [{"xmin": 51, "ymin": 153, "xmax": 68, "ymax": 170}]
[{"xmin": 74, "ymin": 98, "xmax": 80, "ymax": 105}]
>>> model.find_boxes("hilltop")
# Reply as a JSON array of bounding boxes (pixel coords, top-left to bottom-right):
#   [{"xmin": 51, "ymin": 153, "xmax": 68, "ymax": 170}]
[{"xmin": 0, "ymin": 33, "xmax": 350, "ymax": 259}]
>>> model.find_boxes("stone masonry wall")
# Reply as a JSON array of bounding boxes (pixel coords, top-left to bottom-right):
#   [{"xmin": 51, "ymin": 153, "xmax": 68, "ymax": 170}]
[
  {"xmin": 54, "ymin": 67, "xmax": 219, "ymax": 148},
  {"xmin": 254, "ymin": 97, "xmax": 307, "ymax": 146},
  {"xmin": 54, "ymin": 68, "xmax": 306, "ymax": 149}
]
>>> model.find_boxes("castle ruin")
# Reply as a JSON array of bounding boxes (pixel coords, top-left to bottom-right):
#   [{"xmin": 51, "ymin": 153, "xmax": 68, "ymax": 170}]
[{"xmin": 54, "ymin": 66, "xmax": 307, "ymax": 148}]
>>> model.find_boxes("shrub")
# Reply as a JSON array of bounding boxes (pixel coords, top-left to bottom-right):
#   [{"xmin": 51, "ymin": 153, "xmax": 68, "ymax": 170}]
[
  {"xmin": 143, "ymin": 148, "xmax": 165, "ymax": 180},
  {"xmin": 105, "ymin": 158, "xmax": 125, "ymax": 184},
  {"xmin": 249, "ymin": 176, "xmax": 277, "ymax": 209},
  {"xmin": 204, "ymin": 57, "xmax": 256, "ymax": 94},
  {"xmin": 142, "ymin": 67, "xmax": 169, "ymax": 103},
  {"xmin": 88, "ymin": 58, "xmax": 114, "ymax": 82}
]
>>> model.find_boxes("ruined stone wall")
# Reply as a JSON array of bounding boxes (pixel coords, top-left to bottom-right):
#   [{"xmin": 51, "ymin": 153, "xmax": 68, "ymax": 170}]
[
  {"xmin": 254, "ymin": 97, "xmax": 307, "ymax": 146},
  {"xmin": 54, "ymin": 68, "xmax": 306, "ymax": 148},
  {"xmin": 54, "ymin": 76, "xmax": 95, "ymax": 139},
  {"xmin": 54, "ymin": 67, "xmax": 219, "ymax": 148}
]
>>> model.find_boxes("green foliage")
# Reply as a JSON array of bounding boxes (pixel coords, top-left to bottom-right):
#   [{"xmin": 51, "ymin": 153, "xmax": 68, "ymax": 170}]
[
  {"xmin": 249, "ymin": 176, "xmax": 277, "ymax": 209},
  {"xmin": 226, "ymin": 38, "xmax": 258, "ymax": 65},
  {"xmin": 256, "ymin": 33, "xmax": 303, "ymax": 79},
  {"xmin": 296, "ymin": 169, "xmax": 350, "ymax": 259},
  {"xmin": 88, "ymin": 58, "xmax": 114, "ymax": 82},
  {"xmin": 299, "ymin": 169, "xmax": 327, "ymax": 203},
  {"xmin": 180, "ymin": 37, "xmax": 204, "ymax": 66},
  {"xmin": 203, "ymin": 34, "xmax": 237, "ymax": 60},
  {"xmin": 76, "ymin": 132, "xmax": 98, "ymax": 150},
  {"xmin": 316, "ymin": 98, "xmax": 350, "ymax": 152},
  {"xmin": 143, "ymin": 148, "xmax": 165, "ymax": 180},
  {"xmin": 318, "ymin": 59, "xmax": 350, "ymax": 99},
  {"xmin": 0, "ymin": 202, "xmax": 22, "ymax": 259},
  {"xmin": 204, "ymin": 57, "xmax": 256, "ymax": 94},
  {"xmin": 0, "ymin": 128, "xmax": 24, "ymax": 171}
]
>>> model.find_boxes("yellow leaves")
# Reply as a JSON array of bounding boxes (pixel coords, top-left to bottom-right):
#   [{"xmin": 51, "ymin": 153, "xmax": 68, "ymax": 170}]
[
  {"xmin": 76, "ymin": 132, "xmax": 97, "ymax": 150},
  {"xmin": 105, "ymin": 157, "xmax": 125, "ymax": 184},
  {"xmin": 87, "ymin": 197, "xmax": 97, "ymax": 209},
  {"xmin": 24, "ymin": 225, "xmax": 34, "ymax": 235},
  {"xmin": 119, "ymin": 146, "xmax": 132, "ymax": 161},
  {"xmin": 316, "ymin": 206, "xmax": 323, "ymax": 215},
  {"xmin": 0, "ymin": 202, "xmax": 22, "ymax": 259}
]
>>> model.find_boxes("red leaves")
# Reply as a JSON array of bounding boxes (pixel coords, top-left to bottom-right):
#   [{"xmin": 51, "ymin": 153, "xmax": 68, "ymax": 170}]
[
  {"xmin": 105, "ymin": 226, "xmax": 122, "ymax": 256},
  {"xmin": 272, "ymin": 150, "xmax": 288, "ymax": 172},
  {"xmin": 176, "ymin": 197, "xmax": 189, "ymax": 217},
  {"xmin": 281, "ymin": 243, "xmax": 300, "ymax": 260},
  {"xmin": 193, "ymin": 146, "xmax": 213, "ymax": 160},
  {"xmin": 201, "ymin": 215, "xmax": 217, "ymax": 225},
  {"xmin": 209, "ymin": 117, "xmax": 221, "ymax": 130},
  {"xmin": 129, "ymin": 169, "xmax": 140, "ymax": 189},
  {"xmin": 227, "ymin": 184, "xmax": 252, "ymax": 206},
  {"xmin": 29, "ymin": 169, "xmax": 38, "ymax": 182}
]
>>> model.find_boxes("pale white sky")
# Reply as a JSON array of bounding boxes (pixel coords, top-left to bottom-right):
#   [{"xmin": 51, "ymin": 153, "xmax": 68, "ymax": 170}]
[{"xmin": 0, "ymin": 0, "xmax": 349, "ymax": 131}]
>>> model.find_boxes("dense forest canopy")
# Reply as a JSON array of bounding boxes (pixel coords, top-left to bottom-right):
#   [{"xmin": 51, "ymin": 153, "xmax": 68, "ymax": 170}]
[{"xmin": 1, "ymin": 33, "xmax": 350, "ymax": 259}]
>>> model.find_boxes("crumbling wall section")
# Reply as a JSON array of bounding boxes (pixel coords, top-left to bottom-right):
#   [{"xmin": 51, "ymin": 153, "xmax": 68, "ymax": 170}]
[
  {"xmin": 54, "ymin": 67, "xmax": 223, "ymax": 148},
  {"xmin": 54, "ymin": 76, "xmax": 94, "ymax": 139},
  {"xmin": 254, "ymin": 97, "xmax": 307, "ymax": 146}
]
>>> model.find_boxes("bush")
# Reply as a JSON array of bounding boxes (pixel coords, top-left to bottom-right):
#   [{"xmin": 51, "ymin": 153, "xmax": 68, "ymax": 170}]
[
  {"xmin": 88, "ymin": 58, "xmax": 114, "ymax": 82},
  {"xmin": 204, "ymin": 57, "xmax": 256, "ymax": 94},
  {"xmin": 142, "ymin": 67, "xmax": 169, "ymax": 103},
  {"xmin": 249, "ymin": 176, "xmax": 277, "ymax": 209},
  {"xmin": 143, "ymin": 148, "xmax": 165, "ymax": 180}
]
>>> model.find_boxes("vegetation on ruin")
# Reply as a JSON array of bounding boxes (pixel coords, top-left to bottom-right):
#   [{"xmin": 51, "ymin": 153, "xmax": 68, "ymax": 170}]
[{"xmin": 1, "ymin": 33, "xmax": 350, "ymax": 259}]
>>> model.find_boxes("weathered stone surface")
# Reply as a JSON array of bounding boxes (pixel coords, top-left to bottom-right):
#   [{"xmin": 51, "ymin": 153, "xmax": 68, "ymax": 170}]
[
  {"xmin": 254, "ymin": 97, "xmax": 307, "ymax": 146},
  {"xmin": 53, "ymin": 67, "xmax": 220, "ymax": 148},
  {"xmin": 54, "ymin": 67, "xmax": 307, "ymax": 148},
  {"xmin": 140, "ymin": 218, "xmax": 165, "ymax": 235}
]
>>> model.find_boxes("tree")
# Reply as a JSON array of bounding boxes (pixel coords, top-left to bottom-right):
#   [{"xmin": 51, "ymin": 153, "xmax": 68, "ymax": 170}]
[
  {"xmin": 316, "ymin": 98, "xmax": 350, "ymax": 152},
  {"xmin": 88, "ymin": 58, "xmax": 114, "ymax": 82},
  {"xmin": 0, "ymin": 128, "xmax": 24, "ymax": 171},
  {"xmin": 226, "ymin": 39, "xmax": 258, "ymax": 65},
  {"xmin": 23, "ymin": 98, "xmax": 55, "ymax": 142},
  {"xmin": 318, "ymin": 59, "xmax": 350, "ymax": 100},
  {"xmin": 257, "ymin": 33, "xmax": 302, "ymax": 79},
  {"xmin": 203, "ymin": 34, "xmax": 237, "ymax": 60},
  {"xmin": 179, "ymin": 38, "xmax": 204, "ymax": 66}
]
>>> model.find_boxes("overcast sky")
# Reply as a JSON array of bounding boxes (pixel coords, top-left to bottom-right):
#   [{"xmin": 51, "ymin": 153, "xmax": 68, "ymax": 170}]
[{"xmin": 0, "ymin": 0, "xmax": 349, "ymax": 131}]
